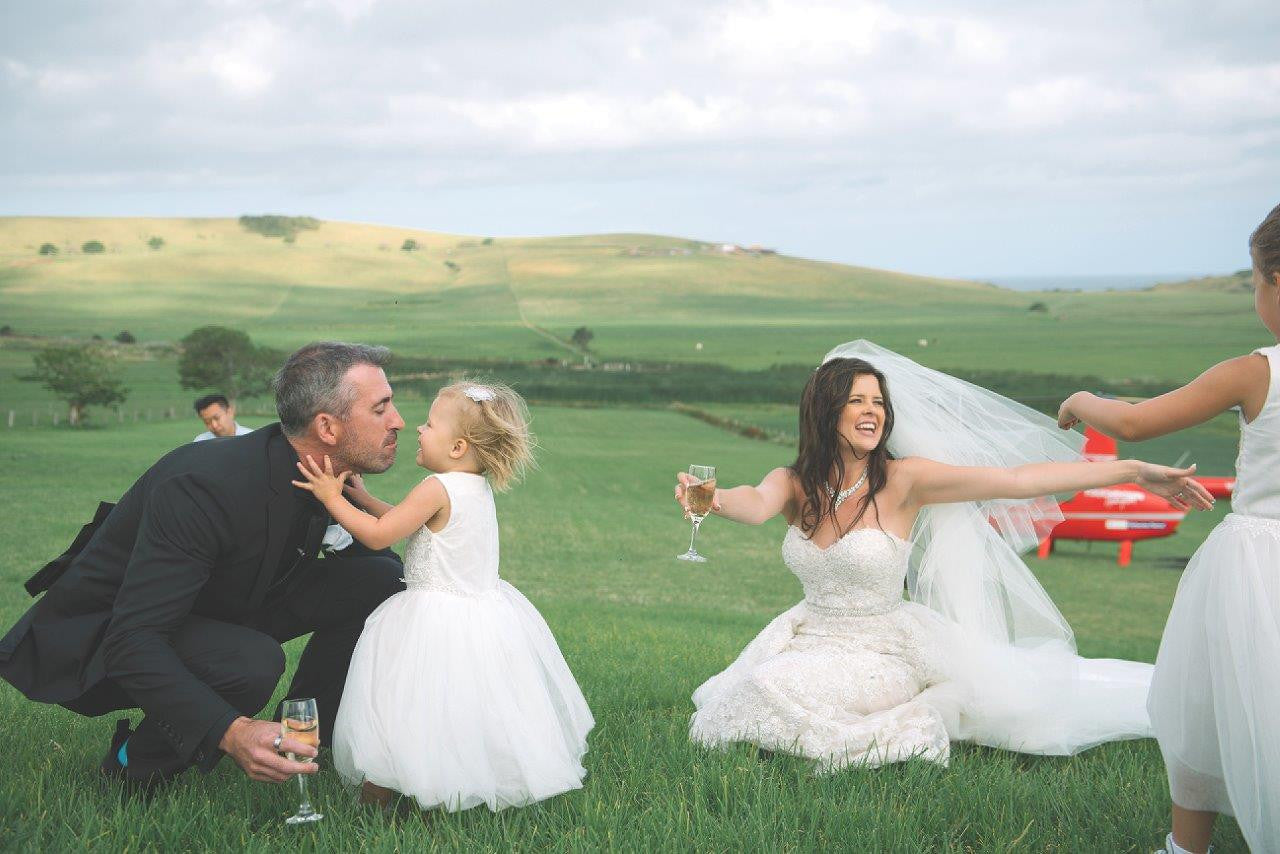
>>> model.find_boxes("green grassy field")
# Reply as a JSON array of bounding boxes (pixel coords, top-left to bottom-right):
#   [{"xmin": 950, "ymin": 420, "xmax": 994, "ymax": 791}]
[
  {"xmin": 0, "ymin": 215, "xmax": 1263, "ymax": 851},
  {"xmin": 0, "ymin": 410, "xmax": 1248, "ymax": 852}
]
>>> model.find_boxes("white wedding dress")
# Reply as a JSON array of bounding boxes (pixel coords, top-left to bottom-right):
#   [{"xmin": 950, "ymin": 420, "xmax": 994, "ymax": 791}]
[
  {"xmin": 691, "ymin": 523, "xmax": 1154, "ymax": 769},
  {"xmin": 332, "ymin": 471, "xmax": 594, "ymax": 812}
]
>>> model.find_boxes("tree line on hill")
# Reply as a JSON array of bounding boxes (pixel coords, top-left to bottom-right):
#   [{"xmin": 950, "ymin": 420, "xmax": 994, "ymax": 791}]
[
  {"xmin": 16, "ymin": 322, "xmax": 1177, "ymax": 428},
  {"xmin": 239, "ymin": 215, "xmax": 321, "ymax": 242},
  {"xmin": 38, "ymin": 236, "xmax": 166, "ymax": 255}
]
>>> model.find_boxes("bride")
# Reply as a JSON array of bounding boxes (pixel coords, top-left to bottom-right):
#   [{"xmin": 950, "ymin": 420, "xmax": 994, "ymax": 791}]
[{"xmin": 678, "ymin": 340, "xmax": 1214, "ymax": 769}]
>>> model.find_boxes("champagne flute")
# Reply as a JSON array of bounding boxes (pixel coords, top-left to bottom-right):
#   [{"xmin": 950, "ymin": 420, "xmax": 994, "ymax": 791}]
[
  {"xmin": 677, "ymin": 464, "xmax": 717, "ymax": 563},
  {"xmin": 280, "ymin": 698, "xmax": 323, "ymax": 825}
]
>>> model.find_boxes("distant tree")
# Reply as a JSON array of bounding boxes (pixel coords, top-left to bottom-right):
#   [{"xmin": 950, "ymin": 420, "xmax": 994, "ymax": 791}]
[
  {"xmin": 481, "ymin": 237, "xmax": 494, "ymax": 246},
  {"xmin": 401, "ymin": 239, "xmax": 419, "ymax": 252},
  {"xmin": 147, "ymin": 236, "xmax": 165, "ymax": 250},
  {"xmin": 114, "ymin": 330, "xmax": 137, "ymax": 344},
  {"xmin": 91, "ymin": 334, "xmax": 103, "ymax": 341},
  {"xmin": 81, "ymin": 241, "xmax": 105, "ymax": 254},
  {"xmin": 38, "ymin": 243, "xmax": 58, "ymax": 256},
  {"xmin": 178, "ymin": 325, "xmax": 273, "ymax": 401},
  {"xmin": 570, "ymin": 326, "xmax": 595, "ymax": 349},
  {"xmin": 0, "ymin": 325, "xmax": 12, "ymax": 337},
  {"xmin": 21, "ymin": 345, "xmax": 129, "ymax": 425},
  {"xmin": 1028, "ymin": 301, "xmax": 1048, "ymax": 313},
  {"xmin": 238, "ymin": 215, "xmax": 321, "ymax": 240}
]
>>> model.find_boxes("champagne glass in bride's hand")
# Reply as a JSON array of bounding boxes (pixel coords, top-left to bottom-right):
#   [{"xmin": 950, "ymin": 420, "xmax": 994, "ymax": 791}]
[
  {"xmin": 280, "ymin": 698, "xmax": 323, "ymax": 825},
  {"xmin": 677, "ymin": 465, "xmax": 717, "ymax": 563}
]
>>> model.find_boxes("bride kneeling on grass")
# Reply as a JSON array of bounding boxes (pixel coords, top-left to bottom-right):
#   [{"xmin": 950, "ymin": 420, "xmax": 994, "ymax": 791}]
[{"xmin": 677, "ymin": 340, "xmax": 1214, "ymax": 770}]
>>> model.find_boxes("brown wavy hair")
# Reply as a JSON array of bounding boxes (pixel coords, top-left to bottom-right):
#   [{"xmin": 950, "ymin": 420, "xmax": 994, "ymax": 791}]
[
  {"xmin": 790, "ymin": 358, "xmax": 895, "ymax": 535},
  {"xmin": 1252, "ymin": 201, "xmax": 1280, "ymax": 282}
]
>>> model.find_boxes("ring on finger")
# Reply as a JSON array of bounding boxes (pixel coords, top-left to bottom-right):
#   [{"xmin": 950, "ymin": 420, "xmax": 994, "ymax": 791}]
[{"xmin": 272, "ymin": 734, "xmax": 283, "ymax": 751}]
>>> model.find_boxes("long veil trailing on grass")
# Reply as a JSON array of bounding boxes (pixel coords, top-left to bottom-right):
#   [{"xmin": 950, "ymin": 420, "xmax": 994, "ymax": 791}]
[{"xmin": 822, "ymin": 340, "xmax": 1153, "ymax": 754}]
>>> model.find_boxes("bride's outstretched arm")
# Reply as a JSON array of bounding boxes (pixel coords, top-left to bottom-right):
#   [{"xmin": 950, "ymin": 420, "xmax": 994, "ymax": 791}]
[
  {"xmin": 900, "ymin": 456, "xmax": 1215, "ymax": 513},
  {"xmin": 675, "ymin": 466, "xmax": 795, "ymax": 525}
]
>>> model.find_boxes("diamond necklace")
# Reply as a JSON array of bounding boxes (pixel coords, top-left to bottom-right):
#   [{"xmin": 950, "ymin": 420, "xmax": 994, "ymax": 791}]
[{"xmin": 824, "ymin": 467, "xmax": 869, "ymax": 511}]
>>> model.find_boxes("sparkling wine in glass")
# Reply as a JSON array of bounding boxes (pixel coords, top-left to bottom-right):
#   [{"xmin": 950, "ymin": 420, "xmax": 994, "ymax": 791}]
[
  {"xmin": 280, "ymin": 698, "xmax": 323, "ymax": 825},
  {"xmin": 678, "ymin": 464, "xmax": 716, "ymax": 563}
]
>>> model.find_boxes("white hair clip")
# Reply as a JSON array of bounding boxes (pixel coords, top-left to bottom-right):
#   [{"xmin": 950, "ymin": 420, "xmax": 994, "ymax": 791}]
[{"xmin": 463, "ymin": 386, "xmax": 495, "ymax": 403}]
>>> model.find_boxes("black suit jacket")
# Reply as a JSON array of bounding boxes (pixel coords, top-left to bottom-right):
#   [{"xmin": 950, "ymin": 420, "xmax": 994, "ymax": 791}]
[{"xmin": 0, "ymin": 423, "xmax": 322, "ymax": 764}]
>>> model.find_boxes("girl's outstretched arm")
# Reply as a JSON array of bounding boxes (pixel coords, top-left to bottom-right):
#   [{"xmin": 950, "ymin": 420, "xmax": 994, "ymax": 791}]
[
  {"xmin": 675, "ymin": 466, "xmax": 796, "ymax": 525},
  {"xmin": 293, "ymin": 455, "xmax": 447, "ymax": 550},
  {"xmin": 341, "ymin": 473, "xmax": 394, "ymax": 518},
  {"xmin": 900, "ymin": 456, "xmax": 1215, "ymax": 513},
  {"xmin": 1057, "ymin": 354, "xmax": 1269, "ymax": 442}
]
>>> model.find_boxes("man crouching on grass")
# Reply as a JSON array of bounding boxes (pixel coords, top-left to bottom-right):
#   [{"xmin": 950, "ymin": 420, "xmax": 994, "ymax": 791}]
[{"xmin": 0, "ymin": 342, "xmax": 406, "ymax": 790}]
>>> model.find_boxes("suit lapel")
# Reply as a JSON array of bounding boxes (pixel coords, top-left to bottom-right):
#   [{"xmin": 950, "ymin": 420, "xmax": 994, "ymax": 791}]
[{"xmin": 250, "ymin": 427, "xmax": 300, "ymax": 609}]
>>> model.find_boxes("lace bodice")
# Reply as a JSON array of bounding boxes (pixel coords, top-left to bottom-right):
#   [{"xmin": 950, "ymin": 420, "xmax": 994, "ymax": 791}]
[
  {"xmin": 782, "ymin": 526, "xmax": 911, "ymax": 616},
  {"xmin": 401, "ymin": 471, "xmax": 500, "ymax": 596}
]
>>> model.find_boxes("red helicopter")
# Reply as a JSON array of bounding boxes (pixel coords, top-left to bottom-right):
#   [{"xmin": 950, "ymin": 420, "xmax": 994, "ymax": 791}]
[{"xmin": 1036, "ymin": 427, "xmax": 1235, "ymax": 567}]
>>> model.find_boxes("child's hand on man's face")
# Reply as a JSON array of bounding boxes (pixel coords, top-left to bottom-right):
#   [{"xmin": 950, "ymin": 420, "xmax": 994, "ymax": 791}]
[{"xmin": 292, "ymin": 454, "xmax": 351, "ymax": 503}]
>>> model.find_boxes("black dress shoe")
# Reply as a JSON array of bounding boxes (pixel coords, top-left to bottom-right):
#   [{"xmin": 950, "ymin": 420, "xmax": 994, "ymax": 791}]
[{"xmin": 99, "ymin": 718, "xmax": 133, "ymax": 781}]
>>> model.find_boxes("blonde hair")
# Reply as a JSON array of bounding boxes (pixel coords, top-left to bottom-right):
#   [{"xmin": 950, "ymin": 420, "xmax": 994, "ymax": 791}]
[{"xmin": 438, "ymin": 379, "xmax": 535, "ymax": 492}]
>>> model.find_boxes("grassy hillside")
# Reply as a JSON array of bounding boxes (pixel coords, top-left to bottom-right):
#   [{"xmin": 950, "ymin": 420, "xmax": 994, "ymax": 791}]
[
  {"xmin": 1, "ymin": 217, "xmax": 1269, "ymax": 382},
  {"xmin": 1151, "ymin": 269, "xmax": 1254, "ymax": 293}
]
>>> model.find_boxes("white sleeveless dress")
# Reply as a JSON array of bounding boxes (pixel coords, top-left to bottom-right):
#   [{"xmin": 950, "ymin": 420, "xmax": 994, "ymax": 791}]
[
  {"xmin": 332, "ymin": 471, "xmax": 594, "ymax": 812},
  {"xmin": 1149, "ymin": 344, "xmax": 1280, "ymax": 851}
]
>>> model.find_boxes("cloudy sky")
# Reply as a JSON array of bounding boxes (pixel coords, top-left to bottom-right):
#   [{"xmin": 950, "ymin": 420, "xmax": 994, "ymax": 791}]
[{"xmin": 2, "ymin": 0, "xmax": 1278, "ymax": 278}]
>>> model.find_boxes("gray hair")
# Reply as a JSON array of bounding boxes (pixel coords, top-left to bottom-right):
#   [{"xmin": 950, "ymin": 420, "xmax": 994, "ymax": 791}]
[{"xmin": 274, "ymin": 342, "xmax": 392, "ymax": 437}]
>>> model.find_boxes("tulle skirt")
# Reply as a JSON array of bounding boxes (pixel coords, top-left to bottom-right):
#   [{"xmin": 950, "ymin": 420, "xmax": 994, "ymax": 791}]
[
  {"xmin": 332, "ymin": 581, "xmax": 594, "ymax": 812},
  {"xmin": 691, "ymin": 600, "xmax": 1153, "ymax": 770},
  {"xmin": 1148, "ymin": 513, "xmax": 1280, "ymax": 852}
]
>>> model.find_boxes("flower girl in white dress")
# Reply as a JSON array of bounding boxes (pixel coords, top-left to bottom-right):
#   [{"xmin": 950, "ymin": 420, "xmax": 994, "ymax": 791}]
[
  {"xmin": 292, "ymin": 381, "xmax": 593, "ymax": 812},
  {"xmin": 1058, "ymin": 202, "xmax": 1280, "ymax": 854}
]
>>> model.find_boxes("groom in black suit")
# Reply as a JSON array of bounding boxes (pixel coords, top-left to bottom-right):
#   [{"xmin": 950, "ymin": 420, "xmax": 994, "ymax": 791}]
[{"xmin": 0, "ymin": 342, "xmax": 407, "ymax": 787}]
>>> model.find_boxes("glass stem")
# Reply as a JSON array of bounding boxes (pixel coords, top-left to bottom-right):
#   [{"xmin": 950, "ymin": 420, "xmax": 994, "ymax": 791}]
[
  {"xmin": 688, "ymin": 516, "xmax": 703, "ymax": 553},
  {"xmin": 297, "ymin": 773, "xmax": 312, "ymax": 814}
]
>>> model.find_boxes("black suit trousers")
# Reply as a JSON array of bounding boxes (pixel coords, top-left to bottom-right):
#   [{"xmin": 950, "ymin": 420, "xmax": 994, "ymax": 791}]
[{"xmin": 66, "ymin": 547, "xmax": 404, "ymax": 782}]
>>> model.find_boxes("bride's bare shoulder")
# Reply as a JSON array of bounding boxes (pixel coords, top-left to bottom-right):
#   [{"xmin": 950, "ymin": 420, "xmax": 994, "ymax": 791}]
[
  {"xmin": 886, "ymin": 457, "xmax": 927, "ymax": 477},
  {"xmin": 884, "ymin": 457, "xmax": 929, "ymax": 498}
]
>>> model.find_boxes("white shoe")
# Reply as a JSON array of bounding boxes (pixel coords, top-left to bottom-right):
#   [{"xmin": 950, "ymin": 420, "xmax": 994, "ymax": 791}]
[{"xmin": 1156, "ymin": 832, "xmax": 1212, "ymax": 854}]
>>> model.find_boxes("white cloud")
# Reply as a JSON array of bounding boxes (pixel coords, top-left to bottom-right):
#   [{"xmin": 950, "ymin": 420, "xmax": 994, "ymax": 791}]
[{"xmin": 1, "ymin": 0, "xmax": 1278, "ymax": 275}]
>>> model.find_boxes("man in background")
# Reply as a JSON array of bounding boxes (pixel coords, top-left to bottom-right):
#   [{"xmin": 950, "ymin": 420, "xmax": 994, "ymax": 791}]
[{"xmin": 193, "ymin": 394, "xmax": 253, "ymax": 441}]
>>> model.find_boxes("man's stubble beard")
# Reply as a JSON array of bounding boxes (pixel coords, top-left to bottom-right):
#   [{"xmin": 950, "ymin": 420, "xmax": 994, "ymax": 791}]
[{"xmin": 337, "ymin": 431, "xmax": 399, "ymax": 475}]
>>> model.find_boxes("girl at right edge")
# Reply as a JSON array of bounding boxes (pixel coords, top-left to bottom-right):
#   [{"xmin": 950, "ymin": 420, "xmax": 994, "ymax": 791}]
[{"xmin": 1058, "ymin": 202, "xmax": 1280, "ymax": 854}]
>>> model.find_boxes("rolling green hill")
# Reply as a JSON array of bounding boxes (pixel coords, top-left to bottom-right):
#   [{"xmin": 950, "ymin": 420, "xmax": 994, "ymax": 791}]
[
  {"xmin": 2, "ymin": 216, "xmax": 1268, "ymax": 385},
  {"xmin": 1151, "ymin": 269, "xmax": 1254, "ymax": 293}
]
